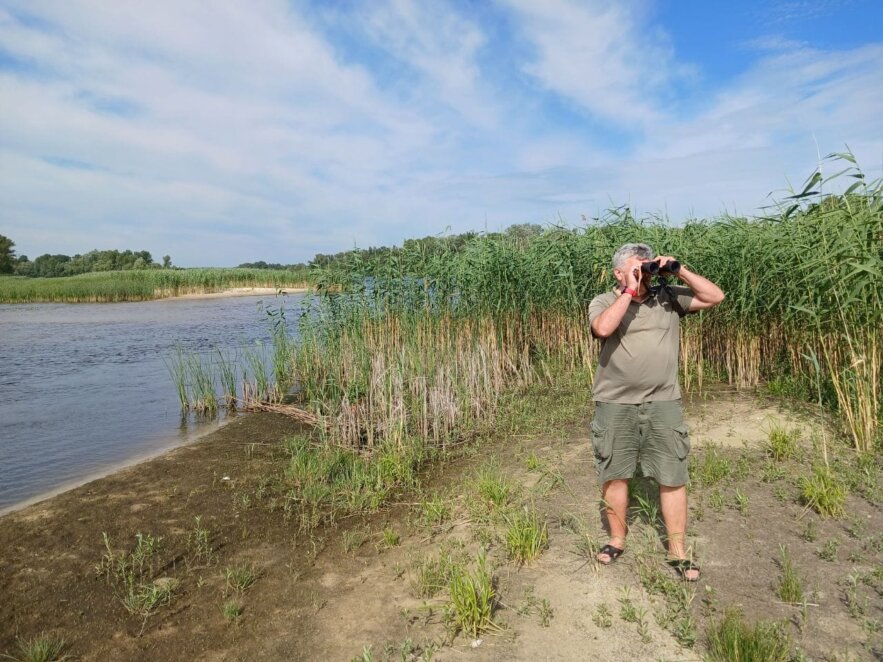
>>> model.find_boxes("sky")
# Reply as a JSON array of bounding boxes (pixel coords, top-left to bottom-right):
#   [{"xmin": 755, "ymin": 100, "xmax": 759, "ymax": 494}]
[{"xmin": 1, "ymin": 0, "xmax": 881, "ymax": 267}]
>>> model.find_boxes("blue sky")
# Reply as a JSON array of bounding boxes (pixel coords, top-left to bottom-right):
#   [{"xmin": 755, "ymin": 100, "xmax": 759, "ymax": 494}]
[{"xmin": 1, "ymin": 0, "xmax": 881, "ymax": 266}]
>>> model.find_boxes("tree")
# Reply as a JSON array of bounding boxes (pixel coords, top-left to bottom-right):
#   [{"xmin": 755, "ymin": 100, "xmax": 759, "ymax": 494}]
[
  {"xmin": 162, "ymin": 255, "xmax": 172, "ymax": 268},
  {"xmin": 0, "ymin": 234, "xmax": 15, "ymax": 274}
]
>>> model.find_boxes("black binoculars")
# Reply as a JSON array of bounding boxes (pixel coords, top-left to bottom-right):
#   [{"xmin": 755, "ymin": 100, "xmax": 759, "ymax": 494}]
[{"xmin": 641, "ymin": 260, "xmax": 680, "ymax": 275}]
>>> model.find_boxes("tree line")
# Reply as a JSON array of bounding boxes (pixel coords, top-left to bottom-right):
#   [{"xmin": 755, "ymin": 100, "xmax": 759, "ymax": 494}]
[
  {"xmin": 1, "ymin": 223, "xmax": 546, "ymax": 278},
  {"xmin": 0, "ymin": 235, "xmax": 172, "ymax": 277}
]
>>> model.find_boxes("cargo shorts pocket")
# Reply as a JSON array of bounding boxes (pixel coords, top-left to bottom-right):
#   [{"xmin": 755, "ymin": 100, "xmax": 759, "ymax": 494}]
[
  {"xmin": 591, "ymin": 420, "xmax": 613, "ymax": 461},
  {"xmin": 672, "ymin": 424, "xmax": 691, "ymax": 460}
]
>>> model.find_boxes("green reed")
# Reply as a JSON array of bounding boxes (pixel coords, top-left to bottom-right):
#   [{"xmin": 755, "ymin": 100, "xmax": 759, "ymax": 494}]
[{"xmin": 0, "ymin": 267, "xmax": 312, "ymax": 303}]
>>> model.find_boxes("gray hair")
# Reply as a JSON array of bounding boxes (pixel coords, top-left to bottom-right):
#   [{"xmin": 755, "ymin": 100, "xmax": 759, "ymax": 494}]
[{"xmin": 612, "ymin": 243, "xmax": 654, "ymax": 269}]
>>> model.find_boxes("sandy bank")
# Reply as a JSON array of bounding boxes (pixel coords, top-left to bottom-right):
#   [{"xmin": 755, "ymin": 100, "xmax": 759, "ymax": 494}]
[{"xmin": 163, "ymin": 286, "xmax": 309, "ymax": 300}]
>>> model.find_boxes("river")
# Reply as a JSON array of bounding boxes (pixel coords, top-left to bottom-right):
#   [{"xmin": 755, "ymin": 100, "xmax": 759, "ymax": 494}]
[{"xmin": 0, "ymin": 293, "xmax": 305, "ymax": 513}]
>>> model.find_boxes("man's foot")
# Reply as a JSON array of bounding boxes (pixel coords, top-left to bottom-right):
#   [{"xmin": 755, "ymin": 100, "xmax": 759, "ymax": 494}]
[
  {"xmin": 668, "ymin": 558, "xmax": 700, "ymax": 581},
  {"xmin": 597, "ymin": 538, "xmax": 625, "ymax": 565}
]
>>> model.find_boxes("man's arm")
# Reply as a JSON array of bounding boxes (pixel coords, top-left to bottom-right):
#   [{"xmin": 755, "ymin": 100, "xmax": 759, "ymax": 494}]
[
  {"xmin": 675, "ymin": 266, "xmax": 725, "ymax": 312},
  {"xmin": 591, "ymin": 290, "xmax": 635, "ymax": 338}
]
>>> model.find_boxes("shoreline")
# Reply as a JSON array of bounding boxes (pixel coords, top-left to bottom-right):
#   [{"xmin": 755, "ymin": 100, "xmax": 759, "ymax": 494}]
[
  {"xmin": 159, "ymin": 286, "xmax": 309, "ymax": 301},
  {"xmin": 0, "ymin": 416, "xmax": 235, "ymax": 518}
]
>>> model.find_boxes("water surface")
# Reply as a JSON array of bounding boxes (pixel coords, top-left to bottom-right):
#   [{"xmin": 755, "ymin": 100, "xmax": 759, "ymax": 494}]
[{"xmin": 0, "ymin": 294, "xmax": 304, "ymax": 512}]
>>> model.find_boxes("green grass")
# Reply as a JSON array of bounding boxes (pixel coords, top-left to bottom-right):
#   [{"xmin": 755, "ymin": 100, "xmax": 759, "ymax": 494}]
[
  {"xmin": 221, "ymin": 600, "xmax": 243, "ymax": 622},
  {"xmin": 504, "ymin": 506, "xmax": 549, "ymax": 564},
  {"xmin": 690, "ymin": 446, "xmax": 733, "ymax": 488},
  {"xmin": 704, "ymin": 607, "xmax": 793, "ymax": 662},
  {"xmin": 0, "ymin": 268, "xmax": 311, "ymax": 303},
  {"xmin": 799, "ymin": 464, "xmax": 848, "ymax": 518},
  {"xmin": 224, "ymin": 563, "xmax": 259, "ymax": 594},
  {"xmin": 1, "ymin": 634, "xmax": 69, "ymax": 662},
  {"xmin": 446, "ymin": 553, "xmax": 498, "ymax": 637},
  {"xmin": 777, "ymin": 545, "xmax": 804, "ymax": 603},
  {"xmin": 765, "ymin": 425, "xmax": 801, "ymax": 461}
]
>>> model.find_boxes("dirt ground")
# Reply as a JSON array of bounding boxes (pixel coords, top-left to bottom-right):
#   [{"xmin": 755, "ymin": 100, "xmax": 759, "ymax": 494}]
[{"xmin": 1, "ymin": 387, "xmax": 881, "ymax": 661}]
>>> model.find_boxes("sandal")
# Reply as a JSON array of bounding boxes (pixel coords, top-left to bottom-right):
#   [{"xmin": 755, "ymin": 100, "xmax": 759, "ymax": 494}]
[
  {"xmin": 597, "ymin": 544, "xmax": 625, "ymax": 565},
  {"xmin": 668, "ymin": 558, "xmax": 701, "ymax": 581}
]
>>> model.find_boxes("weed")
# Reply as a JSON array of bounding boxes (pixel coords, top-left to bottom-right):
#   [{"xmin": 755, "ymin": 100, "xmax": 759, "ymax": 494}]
[
  {"xmin": 221, "ymin": 599, "xmax": 243, "ymax": 622},
  {"xmin": 766, "ymin": 425, "xmax": 800, "ymax": 461},
  {"xmin": 343, "ymin": 528, "xmax": 367, "ymax": 554},
  {"xmin": 411, "ymin": 543, "xmax": 464, "ymax": 599},
  {"xmin": 537, "ymin": 598, "xmax": 554, "ymax": 627},
  {"xmin": 351, "ymin": 646, "xmax": 373, "ymax": 662},
  {"xmin": 121, "ymin": 579, "xmax": 179, "ymax": 633},
  {"xmin": 691, "ymin": 446, "xmax": 732, "ymax": 487},
  {"xmin": 709, "ymin": 489, "xmax": 725, "ymax": 513},
  {"xmin": 186, "ymin": 515, "xmax": 213, "ymax": 567},
  {"xmin": 618, "ymin": 587, "xmax": 639, "ymax": 623},
  {"xmin": 476, "ymin": 464, "xmax": 513, "ymax": 508},
  {"xmin": 446, "ymin": 552, "xmax": 497, "ymax": 637},
  {"xmin": 844, "ymin": 572, "xmax": 867, "ymax": 619},
  {"xmin": 380, "ymin": 527, "xmax": 401, "ymax": 549},
  {"xmin": 593, "ymin": 603, "xmax": 613, "ymax": 629},
  {"xmin": 799, "ymin": 519, "xmax": 818, "ymax": 543},
  {"xmin": 761, "ymin": 461, "xmax": 786, "ymax": 483},
  {"xmin": 418, "ymin": 495, "xmax": 451, "ymax": 528},
  {"xmin": 705, "ymin": 607, "xmax": 792, "ymax": 662},
  {"xmin": 224, "ymin": 563, "xmax": 259, "ymax": 595},
  {"xmin": 817, "ymin": 538, "xmax": 841, "ymax": 562},
  {"xmin": 524, "ymin": 451, "xmax": 545, "ymax": 472},
  {"xmin": 2, "ymin": 633, "xmax": 68, "ymax": 662},
  {"xmin": 777, "ymin": 545, "xmax": 804, "ymax": 604},
  {"xmin": 845, "ymin": 516, "xmax": 865, "ymax": 540},
  {"xmin": 734, "ymin": 488, "xmax": 750, "ymax": 516},
  {"xmin": 504, "ymin": 506, "xmax": 549, "ymax": 564},
  {"xmin": 799, "ymin": 464, "xmax": 848, "ymax": 518}
]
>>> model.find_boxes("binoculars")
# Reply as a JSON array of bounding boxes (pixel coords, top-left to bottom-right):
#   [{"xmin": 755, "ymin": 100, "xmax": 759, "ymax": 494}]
[{"xmin": 641, "ymin": 260, "xmax": 680, "ymax": 275}]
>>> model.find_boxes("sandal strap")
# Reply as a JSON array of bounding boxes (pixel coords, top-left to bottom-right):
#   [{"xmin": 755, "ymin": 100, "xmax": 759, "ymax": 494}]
[{"xmin": 599, "ymin": 544, "xmax": 624, "ymax": 559}]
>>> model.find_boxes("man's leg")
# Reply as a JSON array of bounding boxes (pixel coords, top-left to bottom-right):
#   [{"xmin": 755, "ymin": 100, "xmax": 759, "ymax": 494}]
[
  {"xmin": 598, "ymin": 478, "xmax": 628, "ymax": 564},
  {"xmin": 659, "ymin": 484, "xmax": 699, "ymax": 580}
]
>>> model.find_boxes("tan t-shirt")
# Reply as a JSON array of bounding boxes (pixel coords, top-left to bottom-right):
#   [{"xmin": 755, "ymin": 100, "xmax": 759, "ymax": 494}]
[{"xmin": 588, "ymin": 285, "xmax": 694, "ymax": 404}]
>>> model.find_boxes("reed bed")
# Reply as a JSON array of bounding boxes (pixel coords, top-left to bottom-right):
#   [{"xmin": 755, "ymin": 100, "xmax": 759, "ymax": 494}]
[
  {"xmin": 0, "ymin": 268, "xmax": 312, "ymax": 303},
  {"xmin": 309, "ymin": 154, "xmax": 882, "ymax": 452}
]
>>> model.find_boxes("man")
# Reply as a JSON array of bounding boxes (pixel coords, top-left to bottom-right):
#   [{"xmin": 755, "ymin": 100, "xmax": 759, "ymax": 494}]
[{"xmin": 588, "ymin": 243, "xmax": 725, "ymax": 581}]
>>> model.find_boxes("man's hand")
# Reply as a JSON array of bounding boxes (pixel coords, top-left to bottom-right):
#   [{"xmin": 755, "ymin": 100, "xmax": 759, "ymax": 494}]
[
  {"xmin": 654, "ymin": 255, "xmax": 679, "ymax": 274},
  {"xmin": 622, "ymin": 256, "xmax": 642, "ymax": 289}
]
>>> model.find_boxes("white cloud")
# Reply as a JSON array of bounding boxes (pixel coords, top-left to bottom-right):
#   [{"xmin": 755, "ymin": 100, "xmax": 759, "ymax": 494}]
[{"xmin": 500, "ymin": 0, "xmax": 691, "ymax": 129}]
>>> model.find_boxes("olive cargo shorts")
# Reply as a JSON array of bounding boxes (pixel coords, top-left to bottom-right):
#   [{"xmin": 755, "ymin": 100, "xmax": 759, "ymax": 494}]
[{"xmin": 591, "ymin": 400, "xmax": 690, "ymax": 487}]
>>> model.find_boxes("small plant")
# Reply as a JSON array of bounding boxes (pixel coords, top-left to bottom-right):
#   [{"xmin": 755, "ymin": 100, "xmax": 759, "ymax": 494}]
[
  {"xmin": 221, "ymin": 600, "xmax": 243, "ymax": 622},
  {"xmin": 186, "ymin": 515, "xmax": 213, "ymax": 566},
  {"xmin": 799, "ymin": 464, "xmax": 847, "ymax": 518},
  {"xmin": 343, "ymin": 528, "xmax": 367, "ymax": 554},
  {"xmin": 844, "ymin": 572, "xmax": 867, "ymax": 619},
  {"xmin": 351, "ymin": 646, "xmax": 373, "ymax": 662},
  {"xmin": 766, "ymin": 425, "xmax": 800, "ymax": 461},
  {"xmin": 380, "ymin": 527, "xmax": 401, "ymax": 549},
  {"xmin": 121, "ymin": 579, "xmax": 179, "ymax": 634},
  {"xmin": 418, "ymin": 495, "xmax": 451, "ymax": 527},
  {"xmin": 734, "ymin": 488, "xmax": 750, "ymax": 516},
  {"xmin": 504, "ymin": 506, "xmax": 549, "ymax": 564},
  {"xmin": 691, "ymin": 446, "xmax": 732, "ymax": 487},
  {"xmin": 477, "ymin": 465, "xmax": 512, "ymax": 508},
  {"xmin": 760, "ymin": 461, "xmax": 786, "ymax": 483},
  {"xmin": 593, "ymin": 603, "xmax": 613, "ymax": 629},
  {"xmin": 524, "ymin": 451, "xmax": 545, "ymax": 472},
  {"xmin": 618, "ymin": 587, "xmax": 639, "ymax": 623},
  {"xmin": 446, "ymin": 553, "xmax": 497, "ymax": 637},
  {"xmin": 777, "ymin": 545, "xmax": 804, "ymax": 604},
  {"xmin": 705, "ymin": 607, "xmax": 792, "ymax": 662},
  {"xmin": 2, "ymin": 633, "xmax": 68, "ymax": 662},
  {"xmin": 709, "ymin": 489, "xmax": 725, "ymax": 513},
  {"xmin": 845, "ymin": 516, "xmax": 866, "ymax": 539},
  {"xmin": 411, "ymin": 544, "xmax": 463, "ymax": 598},
  {"xmin": 817, "ymin": 538, "xmax": 840, "ymax": 562},
  {"xmin": 224, "ymin": 563, "xmax": 259, "ymax": 595},
  {"xmin": 537, "ymin": 598, "xmax": 554, "ymax": 627},
  {"xmin": 799, "ymin": 519, "xmax": 818, "ymax": 543}
]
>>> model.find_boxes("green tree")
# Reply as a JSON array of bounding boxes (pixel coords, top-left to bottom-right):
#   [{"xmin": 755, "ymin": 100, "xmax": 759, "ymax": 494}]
[
  {"xmin": 162, "ymin": 255, "xmax": 172, "ymax": 268},
  {"xmin": 0, "ymin": 234, "xmax": 15, "ymax": 273}
]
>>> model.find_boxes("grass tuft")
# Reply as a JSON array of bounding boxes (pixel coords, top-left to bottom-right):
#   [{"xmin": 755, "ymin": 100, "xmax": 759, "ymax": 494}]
[
  {"xmin": 705, "ymin": 607, "xmax": 793, "ymax": 662},
  {"xmin": 504, "ymin": 506, "xmax": 549, "ymax": 564}
]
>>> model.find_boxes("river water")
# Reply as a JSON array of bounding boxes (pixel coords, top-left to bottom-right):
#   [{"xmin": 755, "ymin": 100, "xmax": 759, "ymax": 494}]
[{"xmin": 0, "ymin": 293, "xmax": 305, "ymax": 513}]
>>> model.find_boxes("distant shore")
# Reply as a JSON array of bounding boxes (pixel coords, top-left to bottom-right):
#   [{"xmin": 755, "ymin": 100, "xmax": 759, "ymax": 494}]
[{"xmin": 163, "ymin": 286, "xmax": 309, "ymax": 300}]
